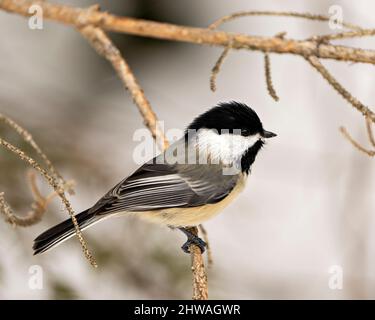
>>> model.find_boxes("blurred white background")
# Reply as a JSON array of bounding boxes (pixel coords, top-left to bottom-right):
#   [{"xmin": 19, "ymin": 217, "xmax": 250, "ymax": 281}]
[{"xmin": 1, "ymin": 0, "xmax": 375, "ymax": 299}]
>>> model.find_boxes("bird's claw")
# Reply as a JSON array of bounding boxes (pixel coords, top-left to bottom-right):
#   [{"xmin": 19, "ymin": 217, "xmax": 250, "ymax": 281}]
[{"xmin": 181, "ymin": 236, "xmax": 206, "ymax": 254}]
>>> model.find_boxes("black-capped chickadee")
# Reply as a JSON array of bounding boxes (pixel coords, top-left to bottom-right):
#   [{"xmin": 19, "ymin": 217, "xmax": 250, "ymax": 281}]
[{"xmin": 33, "ymin": 101, "xmax": 276, "ymax": 255}]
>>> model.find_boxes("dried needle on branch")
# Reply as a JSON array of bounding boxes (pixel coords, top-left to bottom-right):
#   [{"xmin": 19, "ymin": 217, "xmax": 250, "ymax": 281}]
[
  {"xmin": 340, "ymin": 116, "xmax": 375, "ymax": 157},
  {"xmin": 0, "ymin": 112, "xmax": 70, "ymax": 190},
  {"xmin": 210, "ymin": 41, "xmax": 232, "ymax": 92},
  {"xmin": 199, "ymin": 224, "xmax": 213, "ymax": 267},
  {"xmin": 306, "ymin": 55, "xmax": 375, "ymax": 122},
  {"xmin": 366, "ymin": 116, "xmax": 375, "ymax": 148},
  {"xmin": 0, "ymin": 137, "xmax": 97, "ymax": 267},
  {"xmin": 264, "ymin": 52, "xmax": 279, "ymax": 101},
  {"xmin": 208, "ymin": 10, "xmax": 375, "ymax": 151},
  {"xmin": 0, "ymin": 111, "xmax": 77, "ymax": 226},
  {"xmin": 0, "ymin": 170, "xmax": 74, "ymax": 227},
  {"xmin": 208, "ymin": 10, "xmax": 363, "ymax": 31}
]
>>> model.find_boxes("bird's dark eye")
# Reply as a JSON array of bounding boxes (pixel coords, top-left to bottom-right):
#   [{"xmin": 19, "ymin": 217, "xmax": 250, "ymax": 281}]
[{"xmin": 241, "ymin": 128, "xmax": 251, "ymax": 136}]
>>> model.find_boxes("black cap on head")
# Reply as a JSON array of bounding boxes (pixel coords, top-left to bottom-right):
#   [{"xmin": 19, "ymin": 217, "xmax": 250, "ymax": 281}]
[{"xmin": 187, "ymin": 101, "xmax": 275, "ymax": 137}]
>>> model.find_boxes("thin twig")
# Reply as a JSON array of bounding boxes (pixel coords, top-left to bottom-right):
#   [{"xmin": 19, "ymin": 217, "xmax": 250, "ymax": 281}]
[
  {"xmin": 0, "ymin": 193, "xmax": 16, "ymax": 227},
  {"xmin": 209, "ymin": 14, "xmax": 281, "ymax": 101},
  {"xmin": 4, "ymin": 170, "xmax": 48, "ymax": 226},
  {"xmin": 206, "ymin": 9, "xmax": 374, "ymax": 122},
  {"xmin": 199, "ymin": 224, "xmax": 213, "ymax": 267},
  {"xmin": 264, "ymin": 52, "xmax": 279, "ymax": 101},
  {"xmin": 0, "ymin": 171, "xmax": 75, "ymax": 227},
  {"xmin": 307, "ymin": 29, "xmax": 375, "ymax": 42},
  {"xmin": 340, "ymin": 126, "xmax": 375, "ymax": 156},
  {"xmin": 0, "ymin": 137, "xmax": 97, "ymax": 267},
  {"xmin": 340, "ymin": 115, "xmax": 375, "ymax": 156},
  {"xmin": 366, "ymin": 116, "xmax": 375, "ymax": 148},
  {"xmin": 28, "ymin": 170, "xmax": 44, "ymax": 203},
  {"xmin": 0, "ymin": 112, "xmax": 71, "ymax": 193},
  {"xmin": 305, "ymin": 55, "xmax": 375, "ymax": 122},
  {"xmin": 210, "ymin": 41, "xmax": 232, "ymax": 92},
  {"xmin": 208, "ymin": 11, "xmax": 363, "ymax": 31},
  {"xmin": 79, "ymin": 24, "xmax": 168, "ymax": 151}
]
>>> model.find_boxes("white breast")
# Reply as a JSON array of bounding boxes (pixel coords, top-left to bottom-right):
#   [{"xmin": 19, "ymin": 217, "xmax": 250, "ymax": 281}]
[{"xmin": 194, "ymin": 129, "xmax": 261, "ymax": 165}]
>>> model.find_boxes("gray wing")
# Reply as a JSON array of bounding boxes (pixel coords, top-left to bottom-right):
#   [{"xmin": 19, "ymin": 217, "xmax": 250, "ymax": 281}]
[{"xmin": 88, "ymin": 162, "xmax": 240, "ymax": 216}]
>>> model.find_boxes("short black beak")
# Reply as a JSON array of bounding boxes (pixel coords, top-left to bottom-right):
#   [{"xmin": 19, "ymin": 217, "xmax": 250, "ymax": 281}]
[{"xmin": 262, "ymin": 130, "xmax": 277, "ymax": 139}]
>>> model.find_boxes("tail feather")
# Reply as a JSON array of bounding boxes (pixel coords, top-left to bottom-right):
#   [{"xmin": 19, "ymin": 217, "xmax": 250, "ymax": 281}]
[{"xmin": 33, "ymin": 209, "xmax": 97, "ymax": 255}]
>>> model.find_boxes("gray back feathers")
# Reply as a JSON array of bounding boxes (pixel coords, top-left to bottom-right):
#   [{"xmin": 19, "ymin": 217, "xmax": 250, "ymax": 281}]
[{"xmin": 88, "ymin": 137, "xmax": 240, "ymax": 216}]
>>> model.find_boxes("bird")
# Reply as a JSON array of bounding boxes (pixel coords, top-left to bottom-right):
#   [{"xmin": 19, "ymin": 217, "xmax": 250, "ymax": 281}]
[{"xmin": 33, "ymin": 101, "xmax": 276, "ymax": 255}]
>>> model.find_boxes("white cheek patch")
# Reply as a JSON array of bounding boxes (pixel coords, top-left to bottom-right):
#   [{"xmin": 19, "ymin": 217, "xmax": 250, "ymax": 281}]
[{"xmin": 195, "ymin": 129, "xmax": 260, "ymax": 164}]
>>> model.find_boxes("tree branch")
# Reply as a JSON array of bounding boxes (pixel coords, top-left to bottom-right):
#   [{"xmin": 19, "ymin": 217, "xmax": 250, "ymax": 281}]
[
  {"xmin": 1, "ymin": 1, "xmax": 375, "ymax": 64},
  {"xmin": 2, "ymin": 1, "xmax": 375, "ymax": 123},
  {"xmin": 187, "ymin": 227, "xmax": 208, "ymax": 300}
]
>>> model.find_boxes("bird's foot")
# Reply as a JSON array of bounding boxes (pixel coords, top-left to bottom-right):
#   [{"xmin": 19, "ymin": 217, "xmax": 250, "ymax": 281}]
[
  {"xmin": 179, "ymin": 227, "xmax": 206, "ymax": 254},
  {"xmin": 181, "ymin": 236, "xmax": 206, "ymax": 254}
]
